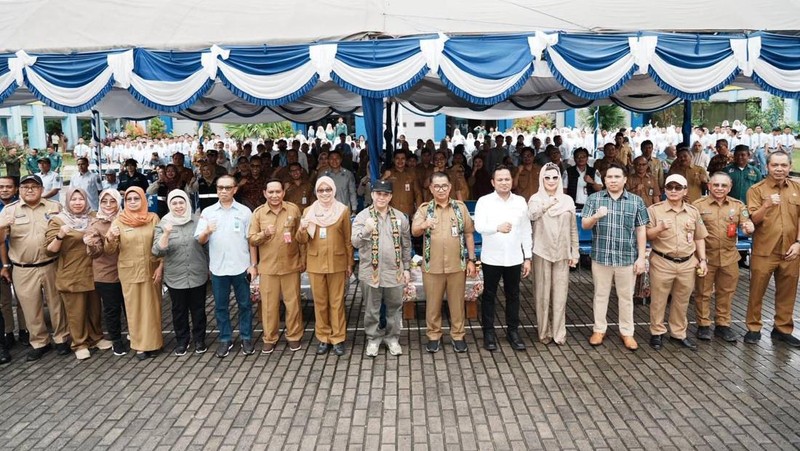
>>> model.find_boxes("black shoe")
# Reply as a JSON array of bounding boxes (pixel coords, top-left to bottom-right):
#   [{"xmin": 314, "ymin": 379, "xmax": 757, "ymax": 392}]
[
  {"xmin": 18, "ymin": 329, "xmax": 29, "ymax": 346},
  {"xmin": 696, "ymin": 326, "xmax": 712, "ymax": 341},
  {"xmin": 174, "ymin": 344, "xmax": 188, "ymax": 356},
  {"xmin": 55, "ymin": 342, "xmax": 71, "ymax": 356},
  {"xmin": 507, "ymin": 330, "xmax": 526, "ymax": 351},
  {"xmin": 242, "ymin": 339, "xmax": 255, "ymax": 355},
  {"xmin": 135, "ymin": 351, "xmax": 148, "ymax": 361},
  {"xmin": 332, "ymin": 343, "xmax": 346, "ymax": 356},
  {"xmin": 670, "ymin": 336, "xmax": 698, "ymax": 350},
  {"xmin": 216, "ymin": 341, "xmax": 234, "ymax": 358},
  {"xmin": 743, "ymin": 330, "xmax": 761, "ymax": 344},
  {"xmin": 316, "ymin": 342, "xmax": 331, "ymax": 355},
  {"xmin": 26, "ymin": 343, "xmax": 52, "ymax": 361},
  {"xmin": 452, "ymin": 340, "xmax": 468, "ymax": 353},
  {"xmin": 483, "ymin": 331, "xmax": 498, "ymax": 351},
  {"xmin": 5, "ymin": 332, "xmax": 15, "ymax": 348},
  {"xmin": 194, "ymin": 341, "xmax": 208, "ymax": 354},
  {"xmin": 0, "ymin": 347, "xmax": 10, "ymax": 364},
  {"xmin": 112, "ymin": 340, "xmax": 128, "ymax": 356},
  {"xmin": 770, "ymin": 329, "xmax": 800, "ymax": 347},
  {"xmin": 425, "ymin": 340, "xmax": 441, "ymax": 353},
  {"xmin": 649, "ymin": 334, "xmax": 663, "ymax": 350},
  {"xmin": 714, "ymin": 326, "xmax": 737, "ymax": 342}
]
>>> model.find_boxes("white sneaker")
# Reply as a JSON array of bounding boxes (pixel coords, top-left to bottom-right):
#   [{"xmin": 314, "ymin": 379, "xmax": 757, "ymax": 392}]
[
  {"xmin": 75, "ymin": 348, "xmax": 91, "ymax": 360},
  {"xmin": 385, "ymin": 339, "xmax": 402, "ymax": 356},
  {"xmin": 365, "ymin": 340, "xmax": 381, "ymax": 357},
  {"xmin": 95, "ymin": 339, "xmax": 113, "ymax": 350}
]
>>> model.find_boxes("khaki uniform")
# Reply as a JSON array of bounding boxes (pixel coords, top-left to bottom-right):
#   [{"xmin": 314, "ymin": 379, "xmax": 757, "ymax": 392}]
[
  {"xmin": 383, "ymin": 168, "xmax": 422, "ymax": 217},
  {"xmin": 417, "ymin": 165, "xmax": 436, "ymax": 202},
  {"xmin": 513, "ymin": 165, "xmax": 540, "ymax": 201},
  {"xmin": 248, "ymin": 202, "xmax": 305, "ymax": 344},
  {"xmin": 593, "ymin": 157, "xmax": 621, "ymax": 180},
  {"xmin": 626, "ymin": 173, "xmax": 661, "ymax": 207},
  {"xmin": 646, "ymin": 157, "xmax": 665, "ymax": 188},
  {"xmin": 0, "ymin": 199, "xmax": 67, "ymax": 349},
  {"xmin": 46, "ymin": 216, "xmax": 103, "ymax": 351},
  {"xmin": 284, "ymin": 180, "xmax": 315, "ymax": 212},
  {"xmin": 693, "ymin": 196, "xmax": 748, "ymax": 327},
  {"xmin": 106, "ymin": 214, "xmax": 163, "ymax": 352},
  {"xmin": 296, "ymin": 208, "xmax": 353, "ymax": 345},
  {"xmin": 668, "ymin": 165, "xmax": 707, "ymax": 203},
  {"xmin": 618, "ymin": 144, "xmax": 633, "ymax": 167},
  {"xmin": 746, "ymin": 178, "xmax": 800, "ymax": 333},
  {"xmin": 647, "ymin": 201, "xmax": 708, "ymax": 339},
  {"xmin": 411, "ymin": 201, "xmax": 475, "ymax": 341}
]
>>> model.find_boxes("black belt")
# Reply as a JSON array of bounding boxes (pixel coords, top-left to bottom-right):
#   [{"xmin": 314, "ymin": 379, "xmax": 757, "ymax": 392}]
[
  {"xmin": 651, "ymin": 249, "xmax": 693, "ymax": 263},
  {"xmin": 11, "ymin": 259, "xmax": 57, "ymax": 268}
]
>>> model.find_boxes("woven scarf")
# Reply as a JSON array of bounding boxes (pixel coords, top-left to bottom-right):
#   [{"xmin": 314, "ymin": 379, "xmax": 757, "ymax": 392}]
[
  {"xmin": 369, "ymin": 206, "xmax": 402, "ymax": 284},
  {"xmin": 423, "ymin": 200, "xmax": 467, "ymax": 272}
]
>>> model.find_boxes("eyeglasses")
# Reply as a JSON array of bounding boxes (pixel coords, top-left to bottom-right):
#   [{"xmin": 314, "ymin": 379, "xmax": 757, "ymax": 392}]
[
  {"xmin": 543, "ymin": 176, "xmax": 559, "ymax": 181},
  {"xmin": 432, "ymin": 184, "xmax": 450, "ymax": 191},
  {"xmin": 217, "ymin": 185, "xmax": 236, "ymax": 191},
  {"xmin": 710, "ymin": 183, "xmax": 730, "ymax": 188},
  {"xmin": 317, "ymin": 188, "xmax": 333, "ymax": 193},
  {"xmin": 664, "ymin": 183, "xmax": 685, "ymax": 191}
]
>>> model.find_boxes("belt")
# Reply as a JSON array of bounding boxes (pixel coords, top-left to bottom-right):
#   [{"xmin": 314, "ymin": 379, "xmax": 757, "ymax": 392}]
[
  {"xmin": 651, "ymin": 249, "xmax": 693, "ymax": 264},
  {"xmin": 12, "ymin": 258, "xmax": 57, "ymax": 268}
]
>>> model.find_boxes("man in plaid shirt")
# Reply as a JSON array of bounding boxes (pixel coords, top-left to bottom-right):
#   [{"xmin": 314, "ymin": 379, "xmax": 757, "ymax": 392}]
[{"xmin": 581, "ymin": 163, "xmax": 648, "ymax": 351}]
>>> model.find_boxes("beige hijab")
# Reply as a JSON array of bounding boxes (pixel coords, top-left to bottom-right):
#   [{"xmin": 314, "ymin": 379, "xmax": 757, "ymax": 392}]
[
  {"xmin": 533, "ymin": 163, "xmax": 575, "ymax": 217},
  {"xmin": 303, "ymin": 176, "xmax": 347, "ymax": 237}
]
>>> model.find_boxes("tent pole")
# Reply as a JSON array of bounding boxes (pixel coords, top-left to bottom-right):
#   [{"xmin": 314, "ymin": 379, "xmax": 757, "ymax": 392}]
[
  {"xmin": 91, "ymin": 110, "xmax": 102, "ymax": 174},
  {"xmin": 384, "ymin": 100, "xmax": 394, "ymax": 169},
  {"xmin": 593, "ymin": 107, "xmax": 600, "ymax": 158},
  {"xmin": 682, "ymin": 100, "xmax": 692, "ymax": 148}
]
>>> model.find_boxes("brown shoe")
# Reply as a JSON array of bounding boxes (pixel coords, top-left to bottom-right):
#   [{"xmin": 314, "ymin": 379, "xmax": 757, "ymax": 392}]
[
  {"xmin": 621, "ymin": 335, "xmax": 639, "ymax": 351},
  {"xmin": 261, "ymin": 342, "xmax": 275, "ymax": 354},
  {"xmin": 288, "ymin": 341, "xmax": 302, "ymax": 352},
  {"xmin": 589, "ymin": 332, "xmax": 605, "ymax": 346}
]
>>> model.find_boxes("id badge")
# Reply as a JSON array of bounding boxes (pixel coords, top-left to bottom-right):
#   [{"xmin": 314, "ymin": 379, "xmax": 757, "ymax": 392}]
[
  {"xmin": 648, "ymin": 188, "xmax": 653, "ymax": 196},
  {"xmin": 451, "ymin": 226, "xmax": 458, "ymax": 237},
  {"xmin": 233, "ymin": 220, "xmax": 241, "ymax": 233},
  {"xmin": 301, "ymin": 196, "xmax": 307, "ymax": 205},
  {"xmin": 283, "ymin": 231, "xmax": 292, "ymax": 243},
  {"xmin": 405, "ymin": 183, "xmax": 411, "ymax": 192},
  {"xmin": 320, "ymin": 227, "xmax": 327, "ymax": 239}
]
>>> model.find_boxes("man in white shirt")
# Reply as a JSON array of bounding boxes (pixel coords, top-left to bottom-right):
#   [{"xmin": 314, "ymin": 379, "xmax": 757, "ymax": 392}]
[
  {"xmin": 101, "ymin": 169, "xmax": 118, "ymax": 191},
  {"xmin": 35, "ymin": 158, "xmax": 61, "ymax": 200},
  {"xmin": 473, "ymin": 165, "xmax": 533, "ymax": 351},
  {"xmin": 780, "ymin": 126, "xmax": 796, "ymax": 152},
  {"xmin": 73, "ymin": 138, "xmax": 92, "ymax": 162},
  {"xmin": 69, "ymin": 158, "xmax": 104, "ymax": 210}
]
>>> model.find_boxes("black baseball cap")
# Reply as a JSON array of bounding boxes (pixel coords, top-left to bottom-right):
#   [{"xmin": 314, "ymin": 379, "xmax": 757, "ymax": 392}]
[
  {"xmin": 20, "ymin": 174, "xmax": 43, "ymax": 185},
  {"xmin": 373, "ymin": 180, "xmax": 393, "ymax": 193}
]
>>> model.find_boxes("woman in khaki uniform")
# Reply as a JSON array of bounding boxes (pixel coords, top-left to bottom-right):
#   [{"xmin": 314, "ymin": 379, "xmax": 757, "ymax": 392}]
[
  {"xmin": 105, "ymin": 187, "xmax": 164, "ymax": 360},
  {"xmin": 297, "ymin": 176, "xmax": 353, "ymax": 357},
  {"xmin": 45, "ymin": 188, "xmax": 110, "ymax": 360}
]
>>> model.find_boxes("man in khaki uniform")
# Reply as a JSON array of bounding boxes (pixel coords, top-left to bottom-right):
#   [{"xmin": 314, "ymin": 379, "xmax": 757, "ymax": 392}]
[
  {"xmin": 0, "ymin": 175, "xmax": 69, "ymax": 361},
  {"xmin": 744, "ymin": 151, "xmax": 800, "ymax": 347},
  {"xmin": 641, "ymin": 140, "xmax": 665, "ymax": 189},
  {"xmin": 627, "ymin": 156, "xmax": 661, "ymax": 207},
  {"xmin": 646, "ymin": 174, "xmax": 709, "ymax": 351},
  {"xmin": 668, "ymin": 148, "xmax": 709, "ymax": 202},
  {"xmin": 283, "ymin": 162, "xmax": 314, "ymax": 211},
  {"xmin": 248, "ymin": 179, "xmax": 305, "ymax": 354},
  {"xmin": 512, "ymin": 148, "xmax": 540, "ymax": 201},
  {"xmin": 382, "ymin": 151, "xmax": 422, "ymax": 217},
  {"xmin": 693, "ymin": 172, "xmax": 754, "ymax": 342},
  {"xmin": 412, "ymin": 172, "xmax": 477, "ymax": 353},
  {"xmin": 0, "ymin": 176, "xmax": 26, "ymax": 347}
]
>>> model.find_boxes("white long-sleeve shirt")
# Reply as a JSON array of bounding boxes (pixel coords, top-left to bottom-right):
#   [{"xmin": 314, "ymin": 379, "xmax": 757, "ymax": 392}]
[{"xmin": 474, "ymin": 191, "xmax": 533, "ymax": 266}]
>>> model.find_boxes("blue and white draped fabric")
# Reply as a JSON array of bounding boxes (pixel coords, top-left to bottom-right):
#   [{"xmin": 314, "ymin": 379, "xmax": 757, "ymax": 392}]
[
  {"xmin": 438, "ymin": 34, "xmax": 535, "ymax": 105},
  {"xmin": 332, "ymin": 38, "xmax": 429, "ymax": 98},
  {"xmin": 0, "ymin": 53, "xmax": 17, "ymax": 104},
  {"xmin": 750, "ymin": 33, "xmax": 800, "ymax": 98},
  {"xmin": 124, "ymin": 48, "xmax": 213, "ymax": 112}
]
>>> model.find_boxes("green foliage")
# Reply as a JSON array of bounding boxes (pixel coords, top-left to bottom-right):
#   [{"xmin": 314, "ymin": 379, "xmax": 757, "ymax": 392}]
[
  {"xmin": 512, "ymin": 115, "xmax": 554, "ymax": 132},
  {"xmin": 224, "ymin": 122, "xmax": 295, "ymax": 140},
  {"xmin": 746, "ymin": 96, "xmax": 785, "ymax": 130},
  {"xmin": 579, "ymin": 105, "xmax": 626, "ymax": 130},
  {"xmin": 202, "ymin": 123, "xmax": 213, "ymax": 140},
  {"xmin": 149, "ymin": 117, "xmax": 166, "ymax": 137}
]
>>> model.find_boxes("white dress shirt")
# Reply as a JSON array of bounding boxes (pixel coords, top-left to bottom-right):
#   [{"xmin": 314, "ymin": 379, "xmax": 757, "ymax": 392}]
[{"xmin": 473, "ymin": 191, "xmax": 533, "ymax": 266}]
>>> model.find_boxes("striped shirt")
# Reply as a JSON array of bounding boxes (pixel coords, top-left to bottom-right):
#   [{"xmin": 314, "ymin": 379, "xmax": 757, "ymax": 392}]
[{"xmin": 582, "ymin": 190, "xmax": 648, "ymax": 266}]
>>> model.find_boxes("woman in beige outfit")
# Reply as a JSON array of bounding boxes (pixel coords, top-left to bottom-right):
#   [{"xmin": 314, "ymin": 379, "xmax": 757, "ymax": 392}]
[
  {"xmin": 45, "ymin": 188, "xmax": 111, "ymax": 360},
  {"xmin": 105, "ymin": 187, "xmax": 163, "ymax": 360},
  {"xmin": 527, "ymin": 163, "xmax": 579, "ymax": 345}
]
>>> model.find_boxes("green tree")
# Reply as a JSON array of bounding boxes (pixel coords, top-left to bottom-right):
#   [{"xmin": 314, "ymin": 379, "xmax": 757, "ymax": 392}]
[
  {"xmin": 512, "ymin": 115, "xmax": 554, "ymax": 132},
  {"xmin": 224, "ymin": 122, "xmax": 295, "ymax": 140},
  {"xmin": 149, "ymin": 117, "xmax": 166, "ymax": 137},
  {"xmin": 579, "ymin": 105, "xmax": 627, "ymax": 130},
  {"xmin": 746, "ymin": 96, "xmax": 785, "ymax": 129}
]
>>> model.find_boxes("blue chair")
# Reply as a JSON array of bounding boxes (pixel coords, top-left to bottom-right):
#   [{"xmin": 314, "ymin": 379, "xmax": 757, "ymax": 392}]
[
  {"xmin": 736, "ymin": 229, "xmax": 752, "ymax": 253},
  {"xmin": 576, "ymin": 213, "xmax": 593, "ymax": 256}
]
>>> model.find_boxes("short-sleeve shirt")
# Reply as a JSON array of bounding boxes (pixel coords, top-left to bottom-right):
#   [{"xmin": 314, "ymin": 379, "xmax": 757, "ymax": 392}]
[
  {"xmin": 725, "ymin": 163, "xmax": 762, "ymax": 202},
  {"xmin": 0, "ymin": 199, "xmax": 62, "ymax": 264},
  {"xmin": 582, "ymin": 190, "xmax": 648, "ymax": 266},
  {"xmin": 646, "ymin": 201, "xmax": 709, "ymax": 257},
  {"xmin": 195, "ymin": 201, "xmax": 252, "ymax": 276},
  {"xmin": 693, "ymin": 196, "xmax": 749, "ymax": 266},
  {"xmin": 412, "ymin": 201, "xmax": 474, "ymax": 274},
  {"xmin": 746, "ymin": 178, "xmax": 800, "ymax": 257}
]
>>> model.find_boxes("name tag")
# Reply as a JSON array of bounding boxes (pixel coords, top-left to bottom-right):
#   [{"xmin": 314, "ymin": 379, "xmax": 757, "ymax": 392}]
[
  {"xmin": 405, "ymin": 183, "xmax": 410, "ymax": 192},
  {"xmin": 320, "ymin": 227, "xmax": 327, "ymax": 239},
  {"xmin": 283, "ymin": 231, "xmax": 292, "ymax": 243},
  {"xmin": 301, "ymin": 196, "xmax": 307, "ymax": 205},
  {"xmin": 451, "ymin": 226, "xmax": 458, "ymax": 237},
  {"xmin": 233, "ymin": 220, "xmax": 241, "ymax": 233}
]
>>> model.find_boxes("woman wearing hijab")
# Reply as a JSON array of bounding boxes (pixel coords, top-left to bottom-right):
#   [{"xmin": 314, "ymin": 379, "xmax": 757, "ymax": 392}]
[
  {"xmin": 105, "ymin": 187, "xmax": 164, "ymax": 360},
  {"xmin": 527, "ymin": 163, "xmax": 579, "ymax": 345},
  {"xmin": 152, "ymin": 190, "xmax": 209, "ymax": 356},
  {"xmin": 45, "ymin": 188, "xmax": 110, "ymax": 360},
  {"xmin": 85, "ymin": 189, "xmax": 128, "ymax": 355},
  {"xmin": 147, "ymin": 164, "xmax": 192, "ymax": 217},
  {"xmin": 297, "ymin": 176, "xmax": 353, "ymax": 357}
]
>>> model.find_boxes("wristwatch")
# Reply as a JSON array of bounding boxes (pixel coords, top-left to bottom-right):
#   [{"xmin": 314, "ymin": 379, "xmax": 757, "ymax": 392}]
[{"xmin": 2, "ymin": 264, "xmax": 10, "ymax": 269}]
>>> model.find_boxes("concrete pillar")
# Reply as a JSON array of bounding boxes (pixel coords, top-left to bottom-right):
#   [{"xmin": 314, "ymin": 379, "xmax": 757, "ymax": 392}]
[
  {"xmin": 28, "ymin": 105, "xmax": 46, "ymax": 149},
  {"xmin": 785, "ymin": 99, "xmax": 799, "ymax": 124},
  {"xmin": 433, "ymin": 114, "xmax": 446, "ymax": 142},
  {"xmin": 61, "ymin": 114, "xmax": 79, "ymax": 151},
  {"xmin": 8, "ymin": 106, "xmax": 24, "ymax": 145}
]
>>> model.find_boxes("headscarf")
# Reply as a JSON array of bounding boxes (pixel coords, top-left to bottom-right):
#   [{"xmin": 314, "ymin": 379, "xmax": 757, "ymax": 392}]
[
  {"xmin": 162, "ymin": 189, "xmax": 192, "ymax": 226},
  {"xmin": 119, "ymin": 186, "xmax": 152, "ymax": 227},
  {"xmin": 96, "ymin": 189, "xmax": 121, "ymax": 222},
  {"xmin": 533, "ymin": 163, "xmax": 575, "ymax": 217},
  {"xmin": 303, "ymin": 176, "xmax": 347, "ymax": 237},
  {"xmin": 55, "ymin": 187, "xmax": 91, "ymax": 231}
]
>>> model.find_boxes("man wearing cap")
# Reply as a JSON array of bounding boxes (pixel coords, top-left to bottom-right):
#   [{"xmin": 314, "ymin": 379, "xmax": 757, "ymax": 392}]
[
  {"xmin": 0, "ymin": 174, "xmax": 69, "ymax": 361},
  {"xmin": 646, "ymin": 174, "xmax": 709, "ymax": 351},
  {"xmin": 248, "ymin": 179, "xmax": 306, "ymax": 354},
  {"xmin": 474, "ymin": 165, "xmax": 532, "ymax": 351},
  {"xmin": 744, "ymin": 151, "xmax": 800, "ymax": 347},
  {"xmin": 36, "ymin": 157, "xmax": 61, "ymax": 200},
  {"xmin": 352, "ymin": 180, "xmax": 412, "ymax": 357},
  {"xmin": 102, "ymin": 169, "xmax": 119, "ymax": 191},
  {"xmin": 69, "ymin": 157, "xmax": 104, "ymax": 211},
  {"xmin": 692, "ymin": 172, "xmax": 754, "ymax": 342},
  {"xmin": 117, "ymin": 159, "xmax": 149, "ymax": 192}
]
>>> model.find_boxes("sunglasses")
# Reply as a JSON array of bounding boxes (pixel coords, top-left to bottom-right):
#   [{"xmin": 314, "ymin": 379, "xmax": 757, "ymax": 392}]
[
  {"xmin": 543, "ymin": 176, "xmax": 560, "ymax": 181},
  {"xmin": 317, "ymin": 188, "xmax": 333, "ymax": 193},
  {"xmin": 665, "ymin": 183, "xmax": 685, "ymax": 191}
]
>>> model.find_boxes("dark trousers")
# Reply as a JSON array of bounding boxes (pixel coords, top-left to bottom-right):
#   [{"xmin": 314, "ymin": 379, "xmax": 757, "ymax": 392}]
[
  {"xmin": 95, "ymin": 282, "xmax": 126, "ymax": 342},
  {"xmin": 0, "ymin": 310, "xmax": 5, "ymax": 350},
  {"xmin": 167, "ymin": 284, "xmax": 207, "ymax": 346},
  {"xmin": 481, "ymin": 263, "xmax": 522, "ymax": 332}
]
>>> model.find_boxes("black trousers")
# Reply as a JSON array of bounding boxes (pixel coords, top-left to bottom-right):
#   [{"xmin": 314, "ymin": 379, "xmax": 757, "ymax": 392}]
[
  {"xmin": 167, "ymin": 284, "xmax": 207, "ymax": 346},
  {"xmin": 95, "ymin": 282, "xmax": 126, "ymax": 342},
  {"xmin": 0, "ymin": 309, "xmax": 5, "ymax": 350},
  {"xmin": 480, "ymin": 263, "xmax": 522, "ymax": 332}
]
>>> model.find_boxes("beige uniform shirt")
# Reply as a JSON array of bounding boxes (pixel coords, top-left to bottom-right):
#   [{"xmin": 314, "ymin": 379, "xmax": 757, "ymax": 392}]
[
  {"xmin": 693, "ymin": 196, "xmax": 749, "ymax": 266},
  {"xmin": 647, "ymin": 201, "xmax": 709, "ymax": 258},
  {"xmin": 0, "ymin": 199, "xmax": 62, "ymax": 264}
]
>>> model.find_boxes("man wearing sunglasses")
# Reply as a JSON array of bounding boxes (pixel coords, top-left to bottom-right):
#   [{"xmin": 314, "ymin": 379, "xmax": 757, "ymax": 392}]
[{"xmin": 646, "ymin": 174, "xmax": 708, "ymax": 351}]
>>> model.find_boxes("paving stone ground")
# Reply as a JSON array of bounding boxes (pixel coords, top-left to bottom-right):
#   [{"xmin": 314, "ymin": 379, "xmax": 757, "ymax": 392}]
[{"xmin": 1, "ymin": 266, "xmax": 799, "ymax": 450}]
